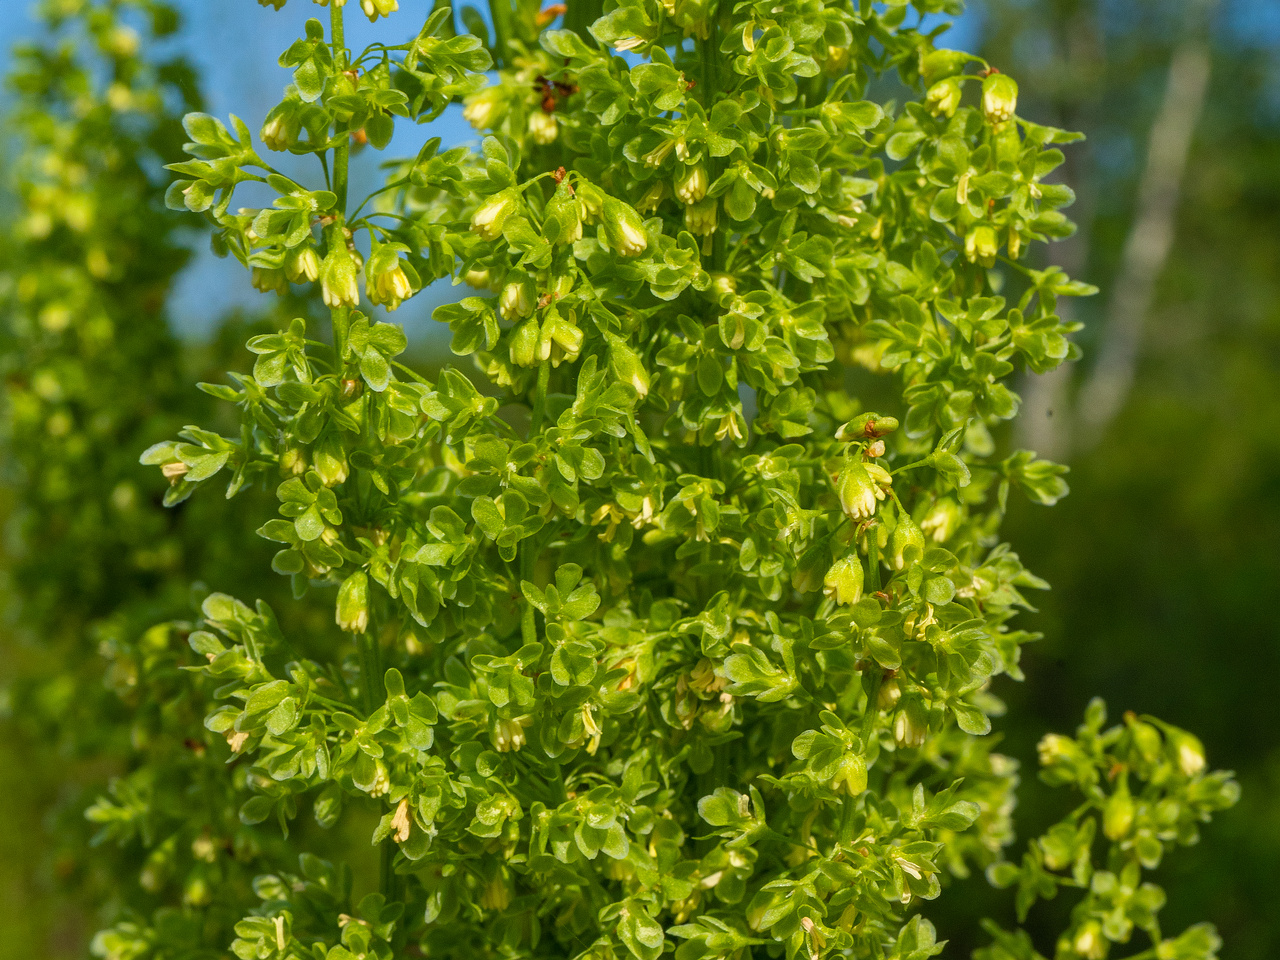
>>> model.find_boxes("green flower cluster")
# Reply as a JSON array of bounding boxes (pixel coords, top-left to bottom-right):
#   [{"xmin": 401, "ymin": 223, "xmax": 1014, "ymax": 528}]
[{"xmin": 0, "ymin": 1, "xmax": 1236, "ymax": 959}]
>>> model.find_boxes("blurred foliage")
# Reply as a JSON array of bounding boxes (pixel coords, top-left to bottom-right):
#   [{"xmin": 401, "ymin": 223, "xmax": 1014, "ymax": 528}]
[
  {"xmin": 0, "ymin": 2, "xmax": 322, "ymax": 954},
  {"xmin": 953, "ymin": 2, "xmax": 1280, "ymax": 959}
]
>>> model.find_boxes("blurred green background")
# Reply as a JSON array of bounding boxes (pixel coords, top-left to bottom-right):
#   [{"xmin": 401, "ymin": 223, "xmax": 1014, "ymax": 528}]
[{"xmin": 1, "ymin": 0, "xmax": 1277, "ymax": 956}]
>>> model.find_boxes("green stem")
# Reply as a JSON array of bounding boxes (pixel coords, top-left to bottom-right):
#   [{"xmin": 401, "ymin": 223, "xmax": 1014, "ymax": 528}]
[
  {"xmin": 530, "ymin": 361, "xmax": 550, "ymax": 436},
  {"xmin": 522, "ymin": 600, "xmax": 537, "ymax": 647},
  {"xmin": 520, "ymin": 542, "xmax": 538, "ymax": 646},
  {"xmin": 490, "ymin": 0, "xmax": 513, "ymax": 68},
  {"xmin": 330, "ymin": 2, "xmax": 350, "ymax": 213},
  {"xmin": 890, "ymin": 457, "xmax": 932, "ymax": 477},
  {"xmin": 391, "ymin": 358, "xmax": 431, "ymax": 385},
  {"xmin": 860, "ymin": 668, "xmax": 883, "ymax": 750},
  {"xmin": 380, "ymin": 834, "xmax": 395, "ymax": 897},
  {"xmin": 357, "ymin": 631, "xmax": 377, "ymax": 715},
  {"xmin": 331, "ymin": 305, "xmax": 351, "ymax": 371},
  {"xmin": 865, "ymin": 522, "xmax": 882, "ymax": 593}
]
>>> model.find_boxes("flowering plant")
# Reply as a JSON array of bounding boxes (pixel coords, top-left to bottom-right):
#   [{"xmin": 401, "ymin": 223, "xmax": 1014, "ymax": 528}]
[{"xmin": 1, "ymin": 0, "xmax": 1238, "ymax": 958}]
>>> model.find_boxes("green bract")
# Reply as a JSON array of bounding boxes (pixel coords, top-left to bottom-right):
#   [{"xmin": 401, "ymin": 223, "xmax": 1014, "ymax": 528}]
[{"xmin": 1, "ymin": 1, "xmax": 1238, "ymax": 959}]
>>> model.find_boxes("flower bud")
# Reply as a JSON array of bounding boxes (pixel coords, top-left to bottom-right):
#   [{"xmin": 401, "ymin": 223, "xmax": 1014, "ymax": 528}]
[
  {"xmin": 1007, "ymin": 225, "xmax": 1022, "ymax": 260},
  {"xmin": 683, "ymin": 197, "xmax": 717, "ymax": 237},
  {"xmin": 261, "ymin": 109, "xmax": 300, "ymax": 152},
  {"xmin": 369, "ymin": 759, "xmax": 390, "ymax": 797},
  {"xmin": 464, "ymin": 267, "xmax": 495, "ymax": 290},
  {"xmin": 1072, "ymin": 922, "xmax": 1106, "ymax": 960},
  {"xmin": 642, "ymin": 139, "xmax": 675, "ymax": 168},
  {"xmin": 336, "ymin": 571, "xmax": 369, "ymax": 633},
  {"xmin": 540, "ymin": 310, "xmax": 583, "ymax": 366},
  {"xmin": 279, "ymin": 446, "xmax": 307, "ymax": 477},
  {"xmin": 824, "ymin": 45, "xmax": 850, "ymax": 76},
  {"xmin": 823, "ymin": 555, "xmax": 864, "ymax": 606},
  {"xmin": 836, "ymin": 412, "xmax": 899, "ymax": 441},
  {"xmin": 285, "ymin": 245, "xmax": 321, "ymax": 283},
  {"xmin": 313, "ymin": 434, "xmax": 349, "ymax": 487},
  {"xmin": 499, "ymin": 278, "xmax": 535, "ymax": 321},
  {"xmin": 965, "ymin": 224, "xmax": 999, "ymax": 268},
  {"xmin": 366, "ymin": 248, "xmax": 417, "ymax": 311},
  {"xmin": 877, "ymin": 676, "xmax": 902, "ymax": 710},
  {"xmin": 675, "ymin": 164, "xmax": 708, "ymax": 204},
  {"xmin": 251, "ymin": 266, "xmax": 288, "ymax": 296},
  {"xmin": 894, "ymin": 697, "xmax": 928, "ymax": 749},
  {"xmin": 470, "ymin": 189, "xmax": 518, "ymax": 241},
  {"xmin": 320, "ymin": 246, "xmax": 360, "ymax": 309},
  {"xmin": 607, "ymin": 335, "xmax": 650, "ymax": 398},
  {"xmin": 1036, "ymin": 733, "xmax": 1081, "ymax": 767},
  {"xmin": 576, "ymin": 180, "xmax": 605, "ymax": 222},
  {"xmin": 921, "ymin": 49, "xmax": 970, "ymax": 86},
  {"xmin": 494, "ymin": 715, "xmax": 531, "ymax": 752},
  {"xmin": 891, "ymin": 514, "xmax": 925, "ymax": 570},
  {"xmin": 184, "ymin": 872, "xmax": 212, "ymax": 907},
  {"xmin": 527, "ymin": 110, "xmax": 558, "ymax": 145},
  {"xmin": 709, "ymin": 272, "xmax": 737, "ymax": 298},
  {"xmin": 831, "ymin": 753, "xmax": 867, "ymax": 796},
  {"xmin": 360, "ymin": 0, "xmax": 398, "ymax": 20},
  {"xmin": 925, "ymin": 77, "xmax": 963, "ymax": 118},
  {"xmin": 509, "ymin": 319, "xmax": 539, "ymax": 367},
  {"xmin": 1168, "ymin": 729, "xmax": 1206, "ymax": 777},
  {"xmin": 463, "ymin": 88, "xmax": 505, "ymax": 131},
  {"xmin": 836, "ymin": 461, "xmax": 891, "ymax": 519},
  {"xmin": 920, "ymin": 498, "xmax": 961, "ymax": 542},
  {"xmin": 1103, "ymin": 776, "xmax": 1135, "ymax": 841},
  {"xmin": 391, "ymin": 797, "xmax": 412, "ymax": 843},
  {"xmin": 601, "ymin": 196, "xmax": 647, "ymax": 256},
  {"xmin": 637, "ymin": 181, "xmax": 667, "ymax": 214},
  {"xmin": 543, "ymin": 181, "xmax": 582, "ymax": 245},
  {"xmin": 982, "ymin": 72, "xmax": 1018, "ymax": 125},
  {"xmin": 1125, "ymin": 712, "xmax": 1163, "ymax": 766}
]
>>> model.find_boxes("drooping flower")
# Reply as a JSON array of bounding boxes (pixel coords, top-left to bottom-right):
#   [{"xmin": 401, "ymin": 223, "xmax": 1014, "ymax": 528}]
[
  {"xmin": 675, "ymin": 163, "xmax": 708, "ymax": 204},
  {"xmin": 601, "ymin": 196, "xmax": 647, "ymax": 256},
  {"xmin": 836, "ymin": 461, "xmax": 891, "ymax": 519},
  {"xmin": 336, "ymin": 571, "xmax": 369, "ymax": 633},
  {"xmin": 823, "ymin": 555, "xmax": 864, "ymax": 606},
  {"xmin": 982, "ymin": 72, "xmax": 1018, "ymax": 125},
  {"xmin": 527, "ymin": 110, "xmax": 558, "ymax": 145},
  {"xmin": 470, "ymin": 189, "xmax": 518, "ymax": 241}
]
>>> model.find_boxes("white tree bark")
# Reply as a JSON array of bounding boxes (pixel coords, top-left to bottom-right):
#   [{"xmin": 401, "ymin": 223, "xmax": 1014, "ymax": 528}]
[{"xmin": 1074, "ymin": 39, "xmax": 1212, "ymax": 446}]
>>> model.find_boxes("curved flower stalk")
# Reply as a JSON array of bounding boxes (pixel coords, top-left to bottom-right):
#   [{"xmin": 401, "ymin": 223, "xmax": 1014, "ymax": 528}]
[{"xmin": 120, "ymin": 2, "xmax": 1237, "ymax": 960}]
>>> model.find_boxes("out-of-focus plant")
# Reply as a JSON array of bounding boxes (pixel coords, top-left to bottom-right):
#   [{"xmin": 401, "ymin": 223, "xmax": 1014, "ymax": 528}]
[
  {"xmin": 1, "ymin": 0, "xmax": 1240, "ymax": 957},
  {"xmin": 0, "ymin": 0, "xmax": 303, "ymax": 948}
]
